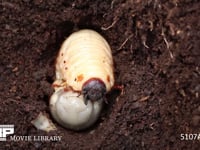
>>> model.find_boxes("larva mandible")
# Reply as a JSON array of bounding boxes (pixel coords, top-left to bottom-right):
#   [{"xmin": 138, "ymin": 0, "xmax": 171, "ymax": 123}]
[
  {"xmin": 55, "ymin": 29, "xmax": 114, "ymax": 103},
  {"xmin": 50, "ymin": 29, "xmax": 114, "ymax": 130}
]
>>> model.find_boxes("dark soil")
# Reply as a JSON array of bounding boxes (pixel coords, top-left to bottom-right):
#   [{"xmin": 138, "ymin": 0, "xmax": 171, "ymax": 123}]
[{"xmin": 1, "ymin": 0, "xmax": 200, "ymax": 149}]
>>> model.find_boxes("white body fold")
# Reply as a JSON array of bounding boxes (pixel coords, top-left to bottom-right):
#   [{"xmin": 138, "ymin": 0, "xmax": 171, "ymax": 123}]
[{"xmin": 50, "ymin": 89, "xmax": 103, "ymax": 130}]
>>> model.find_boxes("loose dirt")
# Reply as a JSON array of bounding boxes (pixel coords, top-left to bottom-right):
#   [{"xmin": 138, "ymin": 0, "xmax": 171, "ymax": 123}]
[{"xmin": 0, "ymin": 0, "xmax": 200, "ymax": 149}]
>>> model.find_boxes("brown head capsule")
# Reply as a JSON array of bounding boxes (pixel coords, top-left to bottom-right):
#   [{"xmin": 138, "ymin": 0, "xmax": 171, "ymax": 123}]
[{"xmin": 82, "ymin": 78, "xmax": 106, "ymax": 104}]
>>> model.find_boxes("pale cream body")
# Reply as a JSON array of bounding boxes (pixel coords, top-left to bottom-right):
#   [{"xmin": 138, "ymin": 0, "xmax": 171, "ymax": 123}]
[
  {"xmin": 50, "ymin": 29, "xmax": 114, "ymax": 130},
  {"xmin": 55, "ymin": 29, "xmax": 114, "ymax": 92},
  {"xmin": 50, "ymin": 89, "xmax": 102, "ymax": 130}
]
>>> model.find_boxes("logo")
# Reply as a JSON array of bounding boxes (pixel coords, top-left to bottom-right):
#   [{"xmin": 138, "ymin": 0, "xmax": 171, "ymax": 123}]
[
  {"xmin": 0, "ymin": 125, "xmax": 14, "ymax": 141},
  {"xmin": 0, "ymin": 124, "xmax": 62, "ymax": 142}
]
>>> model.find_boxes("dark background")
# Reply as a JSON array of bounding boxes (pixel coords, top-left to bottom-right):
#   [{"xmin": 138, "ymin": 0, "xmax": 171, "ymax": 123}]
[{"xmin": 0, "ymin": 0, "xmax": 199, "ymax": 149}]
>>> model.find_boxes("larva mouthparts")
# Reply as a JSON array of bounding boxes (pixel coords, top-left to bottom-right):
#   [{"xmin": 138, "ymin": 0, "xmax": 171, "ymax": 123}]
[{"xmin": 82, "ymin": 78, "xmax": 106, "ymax": 104}]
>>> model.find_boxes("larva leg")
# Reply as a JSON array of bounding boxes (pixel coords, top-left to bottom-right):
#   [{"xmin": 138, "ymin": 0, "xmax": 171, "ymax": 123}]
[
  {"xmin": 112, "ymin": 84, "xmax": 124, "ymax": 96},
  {"xmin": 112, "ymin": 84, "xmax": 124, "ymax": 91},
  {"xmin": 52, "ymin": 79, "xmax": 67, "ymax": 91}
]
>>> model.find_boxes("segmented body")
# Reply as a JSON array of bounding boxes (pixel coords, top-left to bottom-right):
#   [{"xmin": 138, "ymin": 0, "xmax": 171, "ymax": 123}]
[{"xmin": 55, "ymin": 29, "xmax": 114, "ymax": 92}]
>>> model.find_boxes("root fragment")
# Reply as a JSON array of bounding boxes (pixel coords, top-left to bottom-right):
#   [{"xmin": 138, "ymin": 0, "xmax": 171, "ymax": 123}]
[
  {"xmin": 117, "ymin": 34, "xmax": 133, "ymax": 50},
  {"xmin": 101, "ymin": 19, "xmax": 118, "ymax": 30},
  {"xmin": 161, "ymin": 28, "xmax": 174, "ymax": 59}
]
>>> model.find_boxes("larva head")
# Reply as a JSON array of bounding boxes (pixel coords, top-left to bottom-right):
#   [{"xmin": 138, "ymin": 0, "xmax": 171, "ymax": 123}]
[{"xmin": 82, "ymin": 78, "xmax": 106, "ymax": 104}]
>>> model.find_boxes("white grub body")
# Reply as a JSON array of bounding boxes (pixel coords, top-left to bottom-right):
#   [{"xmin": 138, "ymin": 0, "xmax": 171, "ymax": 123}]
[
  {"xmin": 50, "ymin": 89, "xmax": 102, "ymax": 130},
  {"xmin": 54, "ymin": 29, "xmax": 114, "ymax": 92},
  {"xmin": 50, "ymin": 29, "xmax": 114, "ymax": 130}
]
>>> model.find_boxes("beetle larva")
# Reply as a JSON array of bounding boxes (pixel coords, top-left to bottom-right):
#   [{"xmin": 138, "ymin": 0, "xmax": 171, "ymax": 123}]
[
  {"xmin": 55, "ymin": 29, "xmax": 114, "ymax": 103},
  {"xmin": 50, "ymin": 29, "xmax": 114, "ymax": 130}
]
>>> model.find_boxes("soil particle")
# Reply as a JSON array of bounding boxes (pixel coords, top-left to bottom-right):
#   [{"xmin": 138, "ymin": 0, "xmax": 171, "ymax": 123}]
[{"xmin": 1, "ymin": 0, "xmax": 200, "ymax": 149}]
